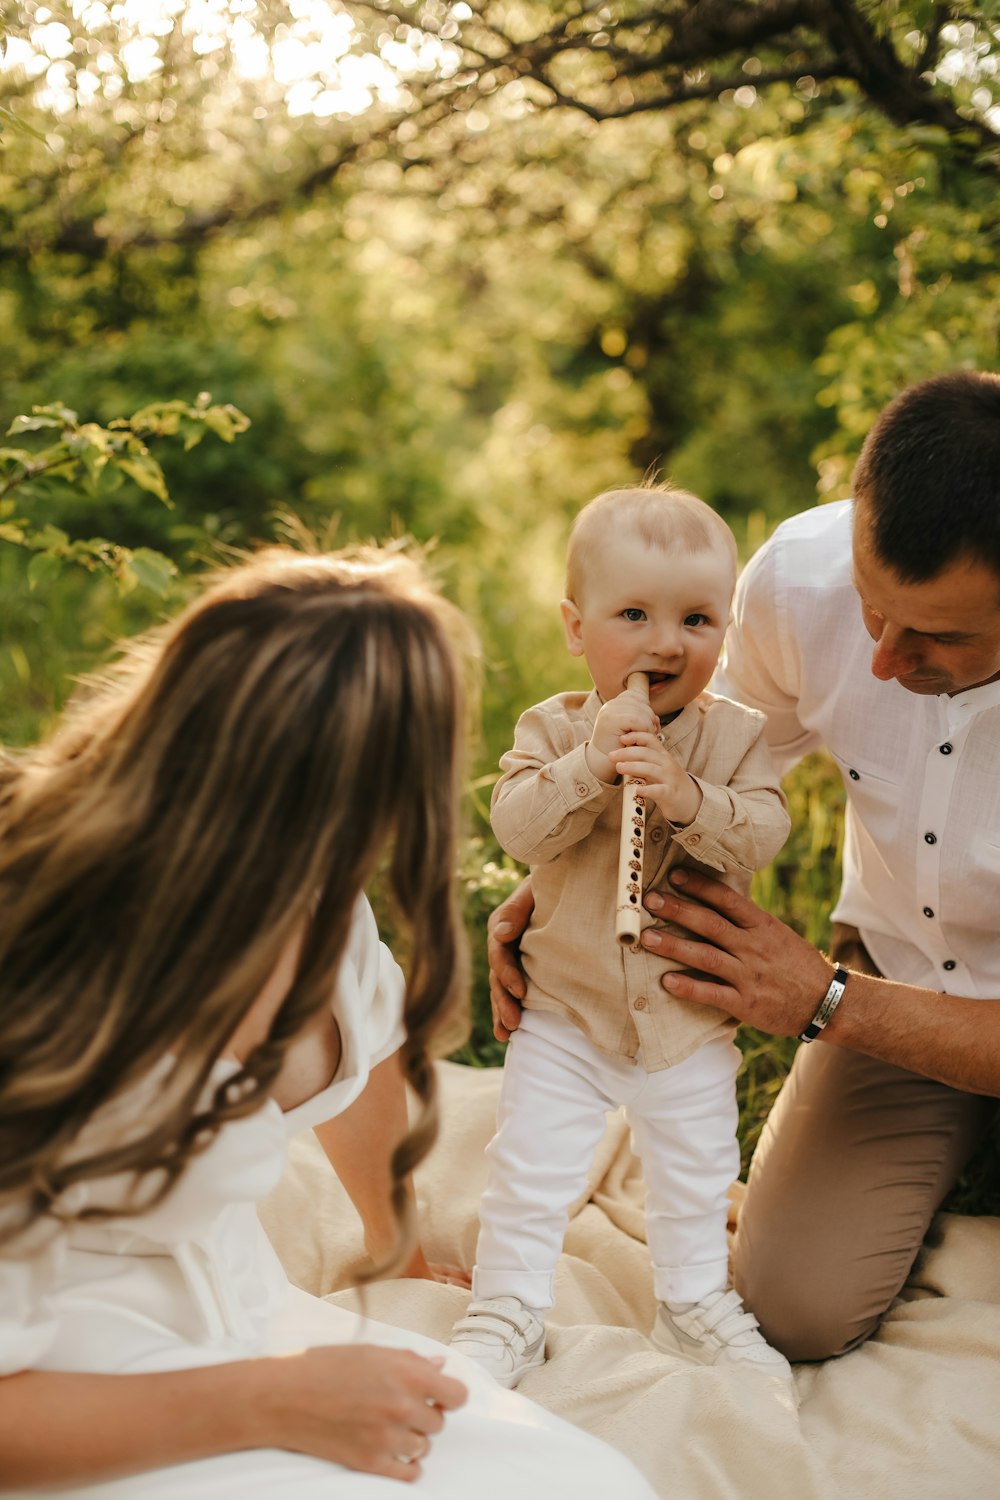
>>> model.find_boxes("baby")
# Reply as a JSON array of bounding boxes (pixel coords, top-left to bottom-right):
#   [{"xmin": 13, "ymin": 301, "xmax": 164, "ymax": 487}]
[{"xmin": 451, "ymin": 484, "xmax": 792, "ymax": 1386}]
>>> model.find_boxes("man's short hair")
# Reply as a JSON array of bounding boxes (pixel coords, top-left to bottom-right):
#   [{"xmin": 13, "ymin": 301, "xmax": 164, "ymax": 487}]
[
  {"xmin": 565, "ymin": 483, "xmax": 737, "ymax": 602},
  {"xmin": 852, "ymin": 370, "xmax": 1000, "ymax": 582}
]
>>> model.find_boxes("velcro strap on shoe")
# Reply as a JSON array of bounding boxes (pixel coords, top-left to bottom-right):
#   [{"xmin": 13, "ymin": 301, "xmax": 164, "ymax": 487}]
[
  {"xmin": 697, "ymin": 1293, "xmax": 759, "ymax": 1340},
  {"xmin": 452, "ymin": 1303, "xmax": 537, "ymax": 1346}
]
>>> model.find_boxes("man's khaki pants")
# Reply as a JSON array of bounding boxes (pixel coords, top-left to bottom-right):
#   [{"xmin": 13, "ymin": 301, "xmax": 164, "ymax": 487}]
[{"xmin": 732, "ymin": 925, "xmax": 999, "ymax": 1361}]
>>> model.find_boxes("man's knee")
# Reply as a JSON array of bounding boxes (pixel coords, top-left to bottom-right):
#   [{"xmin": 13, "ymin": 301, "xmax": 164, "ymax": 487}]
[{"xmin": 734, "ymin": 1238, "xmax": 888, "ymax": 1362}]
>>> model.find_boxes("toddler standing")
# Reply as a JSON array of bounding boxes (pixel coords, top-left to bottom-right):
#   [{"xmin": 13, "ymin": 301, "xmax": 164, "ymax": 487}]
[{"xmin": 451, "ymin": 485, "xmax": 792, "ymax": 1387}]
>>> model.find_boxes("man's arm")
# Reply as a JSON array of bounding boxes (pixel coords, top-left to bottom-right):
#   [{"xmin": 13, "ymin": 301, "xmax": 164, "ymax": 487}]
[
  {"xmin": 714, "ymin": 526, "xmax": 821, "ymax": 776},
  {"xmin": 640, "ymin": 869, "xmax": 1000, "ymax": 1097}
]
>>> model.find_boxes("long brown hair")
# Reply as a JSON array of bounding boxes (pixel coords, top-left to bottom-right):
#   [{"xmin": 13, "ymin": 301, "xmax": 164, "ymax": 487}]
[{"xmin": 0, "ymin": 546, "xmax": 470, "ymax": 1262}]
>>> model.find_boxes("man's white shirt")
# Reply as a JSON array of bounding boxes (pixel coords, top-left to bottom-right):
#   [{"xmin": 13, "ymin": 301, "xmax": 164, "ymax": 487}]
[{"xmin": 715, "ymin": 498, "xmax": 1000, "ymax": 997}]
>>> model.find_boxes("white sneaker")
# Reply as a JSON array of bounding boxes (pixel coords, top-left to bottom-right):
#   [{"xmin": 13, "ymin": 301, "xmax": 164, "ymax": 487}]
[
  {"xmin": 651, "ymin": 1289, "xmax": 793, "ymax": 1381},
  {"xmin": 449, "ymin": 1296, "xmax": 546, "ymax": 1387}
]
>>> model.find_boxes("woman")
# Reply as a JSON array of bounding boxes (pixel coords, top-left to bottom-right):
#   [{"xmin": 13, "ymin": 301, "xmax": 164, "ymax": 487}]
[{"xmin": 0, "ymin": 547, "xmax": 657, "ymax": 1499}]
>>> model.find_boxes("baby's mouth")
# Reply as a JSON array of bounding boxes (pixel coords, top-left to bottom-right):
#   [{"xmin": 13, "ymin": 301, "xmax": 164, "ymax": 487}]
[{"xmin": 647, "ymin": 672, "xmax": 676, "ymax": 687}]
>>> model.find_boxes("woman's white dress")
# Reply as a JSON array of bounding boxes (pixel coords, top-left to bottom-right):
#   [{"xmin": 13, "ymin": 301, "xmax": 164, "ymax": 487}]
[{"xmin": 1, "ymin": 898, "xmax": 656, "ymax": 1499}]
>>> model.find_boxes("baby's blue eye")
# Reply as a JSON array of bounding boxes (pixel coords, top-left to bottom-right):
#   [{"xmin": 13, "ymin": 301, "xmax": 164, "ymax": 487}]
[
  {"xmin": 621, "ymin": 608, "xmax": 646, "ymax": 622},
  {"xmin": 685, "ymin": 613, "xmax": 709, "ymax": 627}
]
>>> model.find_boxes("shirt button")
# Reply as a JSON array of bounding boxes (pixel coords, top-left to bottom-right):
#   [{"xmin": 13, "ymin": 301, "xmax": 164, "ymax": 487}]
[
  {"xmin": 939, "ymin": 742, "xmax": 953, "ymax": 755},
  {"xmin": 575, "ymin": 782, "xmax": 589, "ymax": 796},
  {"xmin": 924, "ymin": 832, "xmax": 937, "ymax": 845},
  {"xmin": 633, "ymin": 996, "xmax": 648, "ymax": 1011},
  {"xmin": 688, "ymin": 833, "xmax": 701, "ymax": 844},
  {"xmin": 943, "ymin": 960, "xmax": 956, "ymax": 971},
  {"xmin": 849, "ymin": 768, "xmax": 860, "ymax": 781},
  {"xmin": 922, "ymin": 906, "xmax": 934, "ymax": 918},
  {"xmin": 650, "ymin": 827, "xmax": 665, "ymax": 842}
]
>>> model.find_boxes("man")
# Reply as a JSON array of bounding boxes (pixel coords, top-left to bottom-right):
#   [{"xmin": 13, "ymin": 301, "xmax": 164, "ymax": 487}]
[{"xmin": 489, "ymin": 369, "xmax": 1000, "ymax": 1362}]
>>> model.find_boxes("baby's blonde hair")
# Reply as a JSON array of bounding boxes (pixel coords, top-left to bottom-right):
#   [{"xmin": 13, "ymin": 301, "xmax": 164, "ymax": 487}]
[{"xmin": 565, "ymin": 482, "xmax": 738, "ymax": 602}]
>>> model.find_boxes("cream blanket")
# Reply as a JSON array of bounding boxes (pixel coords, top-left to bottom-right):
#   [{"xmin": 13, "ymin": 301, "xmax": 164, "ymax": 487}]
[{"xmin": 260, "ymin": 1061, "xmax": 1000, "ymax": 1500}]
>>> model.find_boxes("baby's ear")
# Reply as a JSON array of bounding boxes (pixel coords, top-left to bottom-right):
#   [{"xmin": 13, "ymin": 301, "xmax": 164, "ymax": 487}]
[{"xmin": 560, "ymin": 598, "xmax": 585, "ymax": 658}]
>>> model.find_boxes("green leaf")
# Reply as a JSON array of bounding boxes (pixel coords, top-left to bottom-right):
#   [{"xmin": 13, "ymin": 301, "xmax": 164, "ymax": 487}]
[
  {"xmin": 905, "ymin": 125, "xmax": 953, "ymax": 148},
  {"xmin": 128, "ymin": 547, "xmax": 177, "ymax": 595},
  {"xmin": 27, "ymin": 550, "xmax": 64, "ymax": 589},
  {"xmin": 79, "ymin": 444, "xmax": 109, "ymax": 488},
  {"xmin": 128, "ymin": 401, "xmax": 185, "ymax": 435},
  {"xmin": 72, "ymin": 424, "xmax": 114, "ymax": 455},
  {"xmin": 26, "ymin": 524, "xmax": 70, "ymax": 552},
  {"xmin": 97, "ymin": 463, "xmax": 124, "ymax": 494},
  {"xmin": 180, "ymin": 417, "xmax": 207, "ymax": 451},
  {"xmin": 116, "ymin": 454, "xmax": 171, "ymax": 504},
  {"xmin": 7, "ymin": 413, "xmax": 64, "ymax": 435},
  {"xmin": 0, "ymin": 104, "xmax": 51, "ymax": 146},
  {"xmin": 199, "ymin": 404, "xmax": 252, "ymax": 443}
]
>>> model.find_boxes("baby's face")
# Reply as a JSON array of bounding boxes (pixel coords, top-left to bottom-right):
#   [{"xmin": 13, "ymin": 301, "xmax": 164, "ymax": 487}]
[{"xmin": 561, "ymin": 531, "xmax": 734, "ymax": 716}]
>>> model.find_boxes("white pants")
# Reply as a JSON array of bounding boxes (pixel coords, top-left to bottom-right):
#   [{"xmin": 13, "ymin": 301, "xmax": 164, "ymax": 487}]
[{"xmin": 473, "ymin": 1011, "xmax": 741, "ymax": 1308}]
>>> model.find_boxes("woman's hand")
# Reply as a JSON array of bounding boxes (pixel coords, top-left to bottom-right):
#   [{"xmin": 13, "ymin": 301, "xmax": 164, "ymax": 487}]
[
  {"xmin": 400, "ymin": 1245, "xmax": 472, "ymax": 1288},
  {"xmin": 639, "ymin": 868, "xmax": 834, "ymax": 1035},
  {"xmin": 487, "ymin": 878, "xmax": 533, "ymax": 1041},
  {"xmin": 257, "ymin": 1343, "xmax": 468, "ymax": 1482}
]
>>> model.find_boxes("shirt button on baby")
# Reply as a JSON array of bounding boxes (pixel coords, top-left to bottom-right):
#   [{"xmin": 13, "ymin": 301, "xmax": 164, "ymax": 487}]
[
  {"xmin": 943, "ymin": 960, "xmax": 956, "ymax": 971},
  {"xmin": 849, "ymin": 768, "xmax": 860, "ymax": 781},
  {"xmin": 633, "ymin": 996, "xmax": 648, "ymax": 1011},
  {"xmin": 575, "ymin": 782, "xmax": 589, "ymax": 796}
]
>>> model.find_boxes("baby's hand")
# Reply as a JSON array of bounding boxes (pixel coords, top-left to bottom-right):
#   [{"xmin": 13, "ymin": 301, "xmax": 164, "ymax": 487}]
[
  {"xmin": 587, "ymin": 687, "xmax": 658, "ymax": 782},
  {"xmin": 614, "ymin": 732, "xmax": 702, "ymax": 825}
]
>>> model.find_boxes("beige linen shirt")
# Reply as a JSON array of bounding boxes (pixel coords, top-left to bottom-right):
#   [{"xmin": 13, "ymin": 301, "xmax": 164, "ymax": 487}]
[{"xmin": 492, "ymin": 689, "xmax": 790, "ymax": 1070}]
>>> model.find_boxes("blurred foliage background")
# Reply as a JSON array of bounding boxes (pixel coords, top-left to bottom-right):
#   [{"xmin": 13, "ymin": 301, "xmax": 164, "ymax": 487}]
[{"xmin": 2, "ymin": 0, "xmax": 998, "ymax": 1206}]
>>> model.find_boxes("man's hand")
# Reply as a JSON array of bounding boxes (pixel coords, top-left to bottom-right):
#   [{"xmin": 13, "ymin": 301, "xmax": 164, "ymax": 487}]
[
  {"xmin": 639, "ymin": 868, "xmax": 833, "ymax": 1036},
  {"xmin": 487, "ymin": 877, "xmax": 533, "ymax": 1041}
]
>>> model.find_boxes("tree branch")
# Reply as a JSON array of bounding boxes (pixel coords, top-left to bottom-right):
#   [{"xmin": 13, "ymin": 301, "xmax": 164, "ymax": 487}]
[{"xmin": 7, "ymin": 0, "xmax": 1000, "ymax": 262}]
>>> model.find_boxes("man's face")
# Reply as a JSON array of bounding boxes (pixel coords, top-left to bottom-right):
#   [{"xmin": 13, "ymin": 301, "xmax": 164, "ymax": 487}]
[{"xmin": 852, "ymin": 502, "xmax": 1000, "ymax": 696}]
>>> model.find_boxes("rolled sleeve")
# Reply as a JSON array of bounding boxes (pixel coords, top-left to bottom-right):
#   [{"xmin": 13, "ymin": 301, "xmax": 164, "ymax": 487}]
[
  {"xmin": 662, "ymin": 702, "xmax": 790, "ymax": 874},
  {"xmin": 492, "ymin": 704, "xmax": 618, "ymax": 864}
]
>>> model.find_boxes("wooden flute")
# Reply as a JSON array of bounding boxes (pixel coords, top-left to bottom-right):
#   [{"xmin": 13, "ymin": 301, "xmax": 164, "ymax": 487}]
[{"xmin": 614, "ymin": 671, "xmax": 649, "ymax": 948}]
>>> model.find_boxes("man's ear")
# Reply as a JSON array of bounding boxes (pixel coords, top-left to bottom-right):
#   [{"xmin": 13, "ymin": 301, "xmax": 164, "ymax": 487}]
[{"xmin": 560, "ymin": 598, "xmax": 585, "ymax": 657}]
